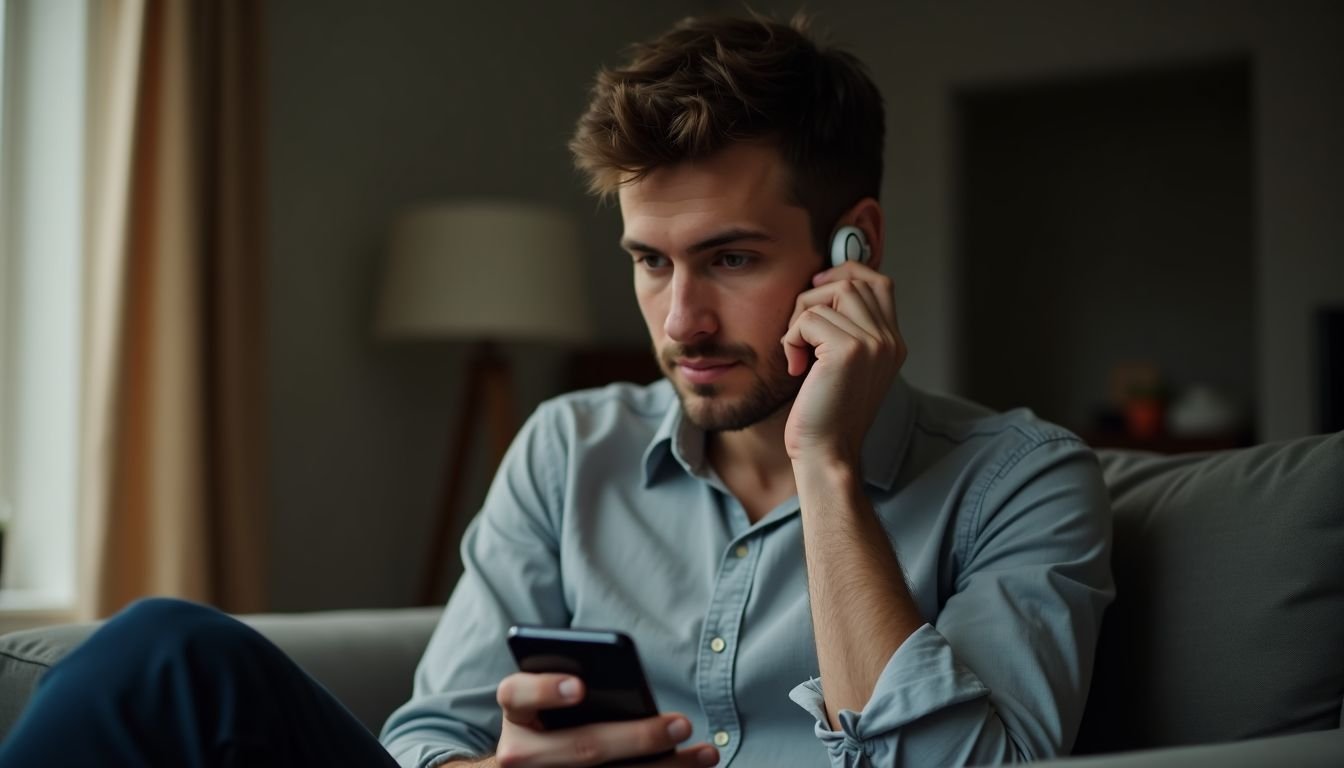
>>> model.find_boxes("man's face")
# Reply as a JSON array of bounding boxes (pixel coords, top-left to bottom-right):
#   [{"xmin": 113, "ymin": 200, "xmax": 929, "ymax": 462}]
[{"xmin": 618, "ymin": 142, "xmax": 821, "ymax": 432}]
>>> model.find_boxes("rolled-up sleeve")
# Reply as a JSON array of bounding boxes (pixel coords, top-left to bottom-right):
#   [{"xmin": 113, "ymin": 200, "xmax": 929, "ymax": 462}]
[
  {"xmin": 380, "ymin": 402, "xmax": 571, "ymax": 768},
  {"xmin": 790, "ymin": 435, "xmax": 1114, "ymax": 766}
]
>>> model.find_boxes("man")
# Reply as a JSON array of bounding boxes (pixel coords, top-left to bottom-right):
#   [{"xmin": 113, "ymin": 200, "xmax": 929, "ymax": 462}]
[
  {"xmin": 381, "ymin": 13, "xmax": 1112, "ymax": 768},
  {"xmin": 0, "ymin": 13, "xmax": 1111, "ymax": 768}
]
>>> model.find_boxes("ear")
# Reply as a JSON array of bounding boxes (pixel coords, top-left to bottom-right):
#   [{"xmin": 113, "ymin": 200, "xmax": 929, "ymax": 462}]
[{"xmin": 838, "ymin": 197, "xmax": 884, "ymax": 271}]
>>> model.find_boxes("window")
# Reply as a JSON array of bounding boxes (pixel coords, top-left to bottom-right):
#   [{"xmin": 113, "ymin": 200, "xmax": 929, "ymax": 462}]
[
  {"xmin": 0, "ymin": 0, "xmax": 14, "ymax": 596},
  {"xmin": 0, "ymin": 0, "xmax": 88, "ymax": 622}
]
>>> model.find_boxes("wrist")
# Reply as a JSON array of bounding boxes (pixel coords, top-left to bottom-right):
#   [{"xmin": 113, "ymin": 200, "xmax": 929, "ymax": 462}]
[
  {"xmin": 786, "ymin": 430, "xmax": 864, "ymax": 465},
  {"xmin": 792, "ymin": 451, "xmax": 862, "ymax": 495}
]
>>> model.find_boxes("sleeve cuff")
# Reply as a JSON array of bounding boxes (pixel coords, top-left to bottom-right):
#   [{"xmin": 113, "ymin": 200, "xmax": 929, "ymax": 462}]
[{"xmin": 788, "ymin": 624, "xmax": 990, "ymax": 744}]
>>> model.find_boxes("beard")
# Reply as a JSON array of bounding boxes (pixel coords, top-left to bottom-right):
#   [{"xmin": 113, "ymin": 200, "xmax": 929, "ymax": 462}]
[{"xmin": 657, "ymin": 339, "xmax": 803, "ymax": 432}]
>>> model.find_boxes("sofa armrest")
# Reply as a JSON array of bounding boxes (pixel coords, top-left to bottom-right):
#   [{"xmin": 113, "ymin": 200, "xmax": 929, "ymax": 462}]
[
  {"xmin": 0, "ymin": 606, "xmax": 441, "ymax": 740},
  {"xmin": 240, "ymin": 607, "xmax": 441, "ymax": 732},
  {"xmin": 1038, "ymin": 729, "xmax": 1344, "ymax": 767}
]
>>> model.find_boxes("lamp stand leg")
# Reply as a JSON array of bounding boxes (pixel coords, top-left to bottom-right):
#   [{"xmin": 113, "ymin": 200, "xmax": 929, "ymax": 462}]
[{"xmin": 419, "ymin": 342, "xmax": 515, "ymax": 606}]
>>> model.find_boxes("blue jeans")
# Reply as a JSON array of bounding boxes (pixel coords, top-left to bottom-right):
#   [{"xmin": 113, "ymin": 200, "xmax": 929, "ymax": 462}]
[{"xmin": 0, "ymin": 598, "xmax": 402, "ymax": 767}]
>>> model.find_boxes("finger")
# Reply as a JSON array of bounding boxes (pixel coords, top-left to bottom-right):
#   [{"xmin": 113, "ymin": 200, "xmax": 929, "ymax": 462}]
[
  {"xmin": 783, "ymin": 332, "xmax": 812, "ymax": 377},
  {"xmin": 804, "ymin": 272, "xmax": 902, "ymax": 353},
  {"xmin": 790, "ymin": 277, "xmax": 886, "ymax": 334},
  {"xmin": 787, "ymin": 304, "xmax": 871, "ymax": 350},
  {"xmin": 782, "ymin": 305, "xmax": 872, "ymax": 376},
  {"xmin": 496, "ymin": 673, "xmax": 584, "ymax": 725},
  {"xmin": 507, "ymin": 714, "xmax": 697, "ymax": 768},
  {"xmin": 786, "ymin": 288, "xmax": 881, "ymax": 353},
  {"xmin": 830, "ymin": 280, "xmax": 885, "ymax": 340},
  {"xmin": 861, "ymin": 271, "xmax": 898, "ymax": 328},
  {"xmin": 811, "ymin": 259, "xmax": 880, "ymax": 287},
  {"xmin": 849, "ymin": 281, "xmax": 892, "ymax": 332},
  {"xmin": 814, "ymin": 263, "xmax": 897, "ymax": 320},
  {"xmin": 848, "ymin": 279, "xmax": 898, "ymax": 344},
  {"xmin": 657, "ymin": 743, "xmax": 720, "ymax": 767}
]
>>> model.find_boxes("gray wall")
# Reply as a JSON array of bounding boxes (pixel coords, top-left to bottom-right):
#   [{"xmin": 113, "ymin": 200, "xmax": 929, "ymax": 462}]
[
  {"xmin": 267, "ymin": 0, "xmax": 1344, "ymax": 611},
  {"xmin": 266, "ymin": 0, "xmax": 708, "ymax": 611}
]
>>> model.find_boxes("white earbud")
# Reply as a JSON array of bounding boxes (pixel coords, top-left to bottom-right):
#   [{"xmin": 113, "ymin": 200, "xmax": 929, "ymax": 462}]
[{"xmin": 829, "ymin": 225, "xmax": 871, "ymax": 267}]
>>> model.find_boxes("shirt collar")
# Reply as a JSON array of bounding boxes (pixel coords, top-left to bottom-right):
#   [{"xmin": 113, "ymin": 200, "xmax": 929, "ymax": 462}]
[{"xmin": 641, "ymin": 377, "xmax": 916, "ymax": 492}]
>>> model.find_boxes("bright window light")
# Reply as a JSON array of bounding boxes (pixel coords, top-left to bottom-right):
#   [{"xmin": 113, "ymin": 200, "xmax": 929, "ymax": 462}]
[{"xmin": 0, "ymin": 0, "xmax": 87, "ymax": 619}]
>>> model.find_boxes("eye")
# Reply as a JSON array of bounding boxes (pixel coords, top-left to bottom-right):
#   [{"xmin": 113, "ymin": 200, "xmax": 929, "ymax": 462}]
[
  {"xmin": 717, "ymin": 252, "xmax": 753, "ymax": 270},
  {"xmin": 635, "ymin": 253, "xmax": 669, "ymax": 270}
]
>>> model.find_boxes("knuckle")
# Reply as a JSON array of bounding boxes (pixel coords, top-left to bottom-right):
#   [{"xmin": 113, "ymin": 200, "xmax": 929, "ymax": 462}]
[
  {"xmin": 495, "ymin": 742, "xmax": 527, "ymax": 768},
  {"xmin": 496, "ymin": 678, "xmax": 514, "ymax": 708}
]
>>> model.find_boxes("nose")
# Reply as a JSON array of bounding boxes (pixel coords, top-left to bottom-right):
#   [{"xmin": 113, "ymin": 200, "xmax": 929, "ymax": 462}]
[{"xmin": 663, "ymin": 269, "xmax": 717, "ymax": 343}]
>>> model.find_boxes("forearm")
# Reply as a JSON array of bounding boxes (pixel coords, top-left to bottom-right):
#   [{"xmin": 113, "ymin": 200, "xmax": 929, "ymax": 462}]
[
  {"xmin": 795, "ymin": 455, "xmax": 924, "ymax": 729},
  {"xmin": 440, "ymin": 758, "xmax": 495, "ymax": 768}
]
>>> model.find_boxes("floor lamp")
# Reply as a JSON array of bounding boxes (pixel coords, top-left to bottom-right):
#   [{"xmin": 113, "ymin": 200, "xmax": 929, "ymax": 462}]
[{"xmin": 376, "ymin": 201, "xmax": 592, "ymax": 606}]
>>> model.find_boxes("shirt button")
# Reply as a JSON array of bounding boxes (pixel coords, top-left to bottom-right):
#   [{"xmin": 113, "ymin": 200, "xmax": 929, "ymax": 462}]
[
  {"xmin": 710, "ymin": 637, "xmax": 726, "ymax": 653},
  {"xmin": 734, "ymin": 544, "xmax": 749, "ymax": 558},
  {"xmin": 713, "ymin": 731, "xmax": 730, "ymax": 747}
]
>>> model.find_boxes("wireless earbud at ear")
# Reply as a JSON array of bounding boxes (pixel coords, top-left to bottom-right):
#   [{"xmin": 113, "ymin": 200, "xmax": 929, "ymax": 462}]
[{"xmin": 830, "ymin": 225, "xmax": 871, "ymax": 267}]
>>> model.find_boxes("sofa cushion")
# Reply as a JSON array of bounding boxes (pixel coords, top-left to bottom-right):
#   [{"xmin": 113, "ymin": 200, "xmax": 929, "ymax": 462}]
[
  {"xmin": 1075, "ymin": 432, "xmax": 1344, "ymax": 752},
  {"xmin": 0, "ymin": 606, "xmax": 442, "ymax": 740},
  {"xmin": 0, "ymin": 622, "xmax": 98, "ymax": 742}
]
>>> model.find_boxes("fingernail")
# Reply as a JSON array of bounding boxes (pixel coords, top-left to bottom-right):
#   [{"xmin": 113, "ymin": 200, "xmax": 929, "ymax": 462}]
[
  {"xmin": 559, "ymin": 678, "xmax": 580, "ymax": 700},
  {"xmin": 666, "ymin": 718, "xmax": 691, "ymax": 741},
  {"xmin": 698, "ymin": 746, "xmax": 719, "ymax": 766}
]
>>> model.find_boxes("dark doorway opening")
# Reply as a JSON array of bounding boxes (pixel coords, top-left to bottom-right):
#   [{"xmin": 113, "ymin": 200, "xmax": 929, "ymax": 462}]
[{"xmin": 955, "ymin": 58, "xmax": 1256, "ymax": 444}]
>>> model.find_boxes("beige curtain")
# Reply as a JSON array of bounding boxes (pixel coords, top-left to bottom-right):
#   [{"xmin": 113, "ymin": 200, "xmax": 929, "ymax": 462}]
[{"xmin": 78, "ymin": 0, "xmax": 267, "ymax": 619}]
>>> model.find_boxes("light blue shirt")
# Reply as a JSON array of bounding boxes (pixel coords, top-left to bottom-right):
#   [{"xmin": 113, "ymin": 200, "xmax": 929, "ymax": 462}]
[{"xmin": 381, "ymin": 377, "xmax": 1113, "ymax": 767}]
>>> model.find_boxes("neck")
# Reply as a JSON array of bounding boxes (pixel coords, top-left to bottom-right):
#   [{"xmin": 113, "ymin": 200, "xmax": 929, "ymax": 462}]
[{"xmin": 707, "ymin": 402, "xmax": 797, "ymax": 521}]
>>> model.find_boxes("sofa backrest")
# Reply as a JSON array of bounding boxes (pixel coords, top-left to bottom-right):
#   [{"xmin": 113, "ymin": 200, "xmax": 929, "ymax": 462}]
[{"xmin": 1075, "ymin": 432, "xmax": 1344, "ymax": 752}]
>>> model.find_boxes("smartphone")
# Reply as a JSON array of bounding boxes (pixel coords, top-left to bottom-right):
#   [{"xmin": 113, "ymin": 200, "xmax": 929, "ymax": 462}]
[{"xmin": 506, "ymin": 625, "xmax": 666, "ymax": 735}]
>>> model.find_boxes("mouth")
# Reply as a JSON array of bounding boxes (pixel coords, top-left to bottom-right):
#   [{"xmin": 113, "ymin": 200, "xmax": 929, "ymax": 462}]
[{"xmin": 675, "ymin": 358, "xmax": 739, "ymax": 385}]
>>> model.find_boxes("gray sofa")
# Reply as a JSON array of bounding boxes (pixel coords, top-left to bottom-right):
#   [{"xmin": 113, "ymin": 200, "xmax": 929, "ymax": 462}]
[{"xmin": 2, "ymin": 434, "xmax": 1342, "ymax": 765}]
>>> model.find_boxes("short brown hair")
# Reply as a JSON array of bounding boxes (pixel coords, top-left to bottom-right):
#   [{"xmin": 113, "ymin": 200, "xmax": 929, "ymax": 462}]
[{"xmin": 570, "ymin": 13, "xmax": 885, "ymax": 253}]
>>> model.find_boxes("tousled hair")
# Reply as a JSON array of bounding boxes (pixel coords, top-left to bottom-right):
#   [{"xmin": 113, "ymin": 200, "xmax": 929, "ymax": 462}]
[{"xmin": 569, "ymin": 13, "xmax": 885, "ymax": 253}]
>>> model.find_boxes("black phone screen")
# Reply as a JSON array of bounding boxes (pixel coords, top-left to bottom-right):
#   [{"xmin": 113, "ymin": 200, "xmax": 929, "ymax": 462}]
[{"xmin": 506, "ymin": 625, "xmax": 663, "ymax": 732}]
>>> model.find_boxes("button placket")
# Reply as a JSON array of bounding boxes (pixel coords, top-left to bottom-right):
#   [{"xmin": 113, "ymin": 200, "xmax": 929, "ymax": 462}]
[{"xmin": 693, "ymin": 535, "xmax": 760, "ymax": 765}]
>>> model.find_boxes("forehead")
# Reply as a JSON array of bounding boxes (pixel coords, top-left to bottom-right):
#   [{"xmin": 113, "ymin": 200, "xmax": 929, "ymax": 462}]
[{"xmin": 618, "ymin": 143, "xmax": 803, "ymax": 242}]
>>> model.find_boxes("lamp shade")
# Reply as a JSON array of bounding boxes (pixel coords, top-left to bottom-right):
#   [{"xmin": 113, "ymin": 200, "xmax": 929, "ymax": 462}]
[{"xmin": 376, "ymin": 200, "xmax": 593, "ymax": 343}]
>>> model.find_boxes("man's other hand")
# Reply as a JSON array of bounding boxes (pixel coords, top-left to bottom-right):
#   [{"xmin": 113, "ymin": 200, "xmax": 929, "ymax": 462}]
[{"xmin": 469, "ymin": 672, "xmax": 719, "ymax": 767}]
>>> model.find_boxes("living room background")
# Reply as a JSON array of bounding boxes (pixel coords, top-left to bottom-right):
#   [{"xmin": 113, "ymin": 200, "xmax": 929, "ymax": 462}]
[{"xmin": 263, "ymin": 0, "xmax": 1344, "ymax": 612}]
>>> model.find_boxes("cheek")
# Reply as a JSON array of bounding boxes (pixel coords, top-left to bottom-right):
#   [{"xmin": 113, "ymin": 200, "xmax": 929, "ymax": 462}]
[
  {"xmin": 635, "ymin": 288, "xmax": 666, "ymax": 337},
  {"xmin": 762, "ymin": 304, "xmax": 795, "ymax": 342},
  {"xmin": 753, "ymin": 285, "xmax": 802, "ymax": 334}
]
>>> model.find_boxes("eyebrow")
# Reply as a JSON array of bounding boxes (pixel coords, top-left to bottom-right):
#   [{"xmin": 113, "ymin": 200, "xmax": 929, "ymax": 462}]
[{"xmin": 620, "ymin": 228, "xmax": 775, "ymax": 256}]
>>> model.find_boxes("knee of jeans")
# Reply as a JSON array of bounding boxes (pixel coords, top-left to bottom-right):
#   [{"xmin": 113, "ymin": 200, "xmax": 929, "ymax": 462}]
[
  {"xmin": 99, "ymin": 597, "xmax": 259, "ymax": 664},
  {"xmin": 114, "ymin": 597, "xmax": 227, "ymax": 639},
  {"xmin": 117, "ymin": 596, "xmax": 217, "ymax": 625}
]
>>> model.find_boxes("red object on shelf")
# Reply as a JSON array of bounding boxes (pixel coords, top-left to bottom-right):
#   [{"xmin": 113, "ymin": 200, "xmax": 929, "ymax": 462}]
[{"xmin": 1125, "ymin": 399, "xmax": 1164, "ymax": 439}]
